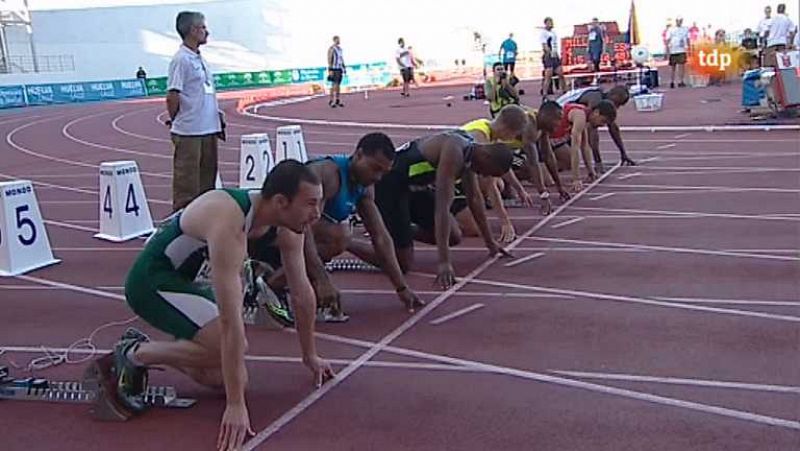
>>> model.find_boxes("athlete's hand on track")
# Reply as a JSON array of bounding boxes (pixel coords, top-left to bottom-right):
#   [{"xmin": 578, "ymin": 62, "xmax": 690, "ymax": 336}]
[
  {"xmin": 303, "ymin": 354, "xmax": 336, "ymax": 388},
  {"xmin": 500, "ymin": 221, "xmax": 517, "ymax": 243},
  {"xmin": 435, "ymin": 262, "xmax": 457, "ymax": 289},
  {"xmin": 218, "ymin": 403, "xmax": 255, "ymax": 451},
  {"xmin": 397, "ymin": 287, "xmax": 425, "ymax": 313}
]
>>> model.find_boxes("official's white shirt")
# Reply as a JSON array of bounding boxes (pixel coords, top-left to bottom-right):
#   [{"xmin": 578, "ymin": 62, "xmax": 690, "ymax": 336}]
[
  {"xmin": 539, "ymin": 29, "xmax": 560, "ymax": 56},
  {"xmin": 667, "ymin": 26, "xmax": 689, "ymax": 54},
  {"xmin": 167, "ymin": 45, "xmax": 221, "ymax": 136},
  {"xmin": 758, "ymin": 17, "xmax": 773, "ymax": 38},
  {"xmin": 767, "ymin": 14, "xmax": 796, "ymax": 47},
  {"xmin": 396, "ymin": 47, "xmax": 413, "ymax": 69}
]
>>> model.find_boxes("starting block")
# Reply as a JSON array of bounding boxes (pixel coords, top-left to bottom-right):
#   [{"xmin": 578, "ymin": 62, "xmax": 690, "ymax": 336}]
[
  {"xmin": 95, "ymin": 161, "xmax": 154, "ymax": 242},
  {"xmin": 0, "ymin": 365, "xmax": 195, "ymax": 422},
  {"xmin": 324, "ymin": 258, "xmax": 380, "ymax": 273},
  {"xmin": 0, "ymin": 180, "xmax": 60, "ymax": 276},
  {"xmin": 239, "ymin": 133, "xmax": 273, "ymax": 189},
  {"xmin": 275, "ymin": 125, "xmax": 308, "ymax": 163}
]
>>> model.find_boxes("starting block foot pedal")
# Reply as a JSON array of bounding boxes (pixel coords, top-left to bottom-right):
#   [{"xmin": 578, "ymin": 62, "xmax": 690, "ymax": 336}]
[{"xmin": 83, "ymin": 355, "xmax": 134, "ymax": 422}]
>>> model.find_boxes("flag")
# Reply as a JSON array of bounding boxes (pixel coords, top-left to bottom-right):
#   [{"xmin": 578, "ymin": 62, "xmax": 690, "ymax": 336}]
[{"xmin": 627, "ymin": 0, "xmax": 640, "ymax": 45}]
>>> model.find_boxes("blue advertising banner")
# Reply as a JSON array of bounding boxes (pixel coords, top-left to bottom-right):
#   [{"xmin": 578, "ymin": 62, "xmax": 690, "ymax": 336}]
[
  {"xmin": 0, "ymin": 85, "xmax": 26, "ymax": 109},
  {"xmin": 25, "ymin": 79, "xmax": 146, "ymax": 105},
  {"xmin": 292, "ymin": 67, "xmax": 326, "ymax": 83}
]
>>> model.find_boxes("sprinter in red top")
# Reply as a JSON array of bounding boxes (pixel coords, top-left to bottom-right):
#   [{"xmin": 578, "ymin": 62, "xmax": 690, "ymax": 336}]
[{"xmin": 549, "ymin": 101, "xmax": 617, "ymax": 193}]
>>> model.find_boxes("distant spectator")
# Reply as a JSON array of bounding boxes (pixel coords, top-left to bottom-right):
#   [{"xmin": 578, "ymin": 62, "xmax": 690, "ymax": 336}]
[
  {"xmin": 587, "ymin": 17, "xmax": 605, "ymax": 72},
  {"xmin": 662, "ymin": 19, "xmax": 673, "ymax": 46},
  {"xmin": 665, "ymin": 16, "xmax": 689, "ymax": 88},
  {"xmin": 758, "ymin": 5, "xmax": 773, "ymax": 48},
  {"xmin": 741, "ymin": 29, "xmax": 760, "ymax": 71},
  {"xmin": 764, "ymin": 4, "xmax": 796, "ymax": 67},
  {"xmin": 327, "ymin": 35, "xmax": 346, "ymax": 108},
  {"xmin": 499, "ymin": 33, "xmax": 518, "ymax": 75},
  {"xmin": 136, "ymin": 66, "xmax": 147, "ymax": 80},
  {"xmin": 689, "ymin": 22, "xmax": 700, "ymax": 44},
  {"xmin": 540, "ymin": 17, "xmax": 566, "ymax": 97},
  {"xmin": 396, "ymin": 37, "xmax": 414, "ymax": 97},
  {"xmin": 166, "ymin": 11, "xmax": 224, "ymax": 212}
]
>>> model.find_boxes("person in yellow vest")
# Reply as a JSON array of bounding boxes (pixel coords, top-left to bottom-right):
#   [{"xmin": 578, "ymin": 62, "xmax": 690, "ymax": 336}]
[
  {"xmin": 485, "ymin": 62, "xmax": 520, "ymax": 117},
  {"xmin": 456, "ymin": 102, "xmax": 570, "ymax": 242},
  {"xmin": 458, "ymin": 105, "xmax": 532, "ymax": 243}
]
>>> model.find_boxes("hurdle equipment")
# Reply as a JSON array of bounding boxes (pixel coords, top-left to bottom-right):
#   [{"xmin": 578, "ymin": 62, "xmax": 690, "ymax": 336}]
[
  {"xmin": 0, "ymin": 180, "xmax": 60, "ymax": 276},
  {"xmin": 0, "ymin": 365, "xmax": 195, "ymax": 422},
  {"xmin": 239, "ymin": 133, "xmax": 273, "ymax": 189},
  {"xmin": 275, "ymin": 125, "xmax": 308, "ymax": 163},
  {"xmin": 95, "ymin": 161, "xmax": 154, "ymax": 242},
  {"xmin": 324, "ymin": 258, "xmax": 380, "ymax": 273}
]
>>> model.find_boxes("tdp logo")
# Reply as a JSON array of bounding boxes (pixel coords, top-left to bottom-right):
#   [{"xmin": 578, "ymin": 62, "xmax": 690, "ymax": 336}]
[
  {"xmin": 688, "ymin": 44, "xmax": 744, "ymax": 76},
  {"xmin": 697, "ymin": 49, "xmax": 732, "ymax": 72}
]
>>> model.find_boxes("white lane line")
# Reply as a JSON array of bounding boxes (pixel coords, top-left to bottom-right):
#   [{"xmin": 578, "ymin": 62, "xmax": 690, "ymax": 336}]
[
  {"xmin": 312, "ymin": 333, "xmax": 800, "ymax": 430},
  {"xmin": 656, "ymin": 143, "xmax": 677, "ymax": 150},
  {"xmin": 0, "ymin": 346, "xmax": 479, "ymax": 374},
  {"xmin": 504, "ymin": 252, "xmax": 546, "ymax": 268},
  {"xmin": 467, "ymin": 277, "xmax": 800, "ymax": 323},
  {"xmin": 551, "ymin": 217, "xmax": 585, "ymax": 229},
  {"xmin": 631, "ymin": 168, "xmax": 800, "ymax": 177},
  {"xmin": 340, "ymin": 289, "xmax": 572, "ymax": 299},
  {"xmin": 550, "ymin": 370, "xmax": 800, "ymax": 394},
  {"xmin": 654, "ymin": 296, "xmax": 800, "ymax": 306},
  {"xmin": 590, "ymin": 193, "xmax": 615, "ymax": 201},
  {"xmin": 724, "ymin": 249, "xmax": 799, "ymax": 254},
  {"xmin": 4, "ymin": 113, "xmax": 172, "ymax": 179},
  {"xmin": 674, "ymin": 133, "xmax": 692, "ymax": 139},
  {"xmin": 600, "ymin": 183, "xmax": 800, "ymax": 194},
  {"xmin": 654, "ymin": 153, "xmax": 798, "ymax": 163},
  {"xmin": 241, "ymin": 164, "xmax": 624, "ymax": 450},
  {"xmin": 0, "ymin": 172, "xmax": 171, "ymax": 206},
  {"xmin": 618, "ymin": 172, "xmax": 641, "ymax": 180},
  {"xmin": 645, "ymin": 165, "xmax": 800, "ymax": 171},
  {"xmin": 568, "ymin": 206, "xmax": 800, "ymax": 222},
  {"xmin": 52, "ymin": 247, "xmax": 140, "ymax": 252},
  {"xmin": 526, "ymin": 236, "xmax": 799, "ymax": 262},
  {"xmin": 429, "ymin": 303, "xmax": 486, "ymax": 325},
  {"xmin": 10, "ymin": 173, "xmax": 98, "ymax": 179},
  {"xmin": 14, "ymin": 275, "xmax": 126, "ymax": 302},
  {"xmin": 62, "ymin": 112, "xmax": 239, "ymax": 167},
  {"xmin": 241, "ymin": 101, "xmax": 800, "ymax": 133},
  {"xmin": 43, "ymin": 219, "xmax": 98, "ymax": 234}
]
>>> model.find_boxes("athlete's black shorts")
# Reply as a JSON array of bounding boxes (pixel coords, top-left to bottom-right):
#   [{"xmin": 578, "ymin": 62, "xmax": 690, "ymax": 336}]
[
  {"xmin": 375, "ymin": 169, "xmax": 467, "ymax": 249},
  {"xmin": 400, "ymin": 67, "xmax": 414, "ymax": 83},
  {"xmin": 328, "ymin": 68, "xmax": 343, "ymax": 84}
]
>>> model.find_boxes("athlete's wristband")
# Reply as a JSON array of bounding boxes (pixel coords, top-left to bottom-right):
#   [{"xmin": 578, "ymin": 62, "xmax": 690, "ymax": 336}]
[{"xmin": 395, "ymin": 285, "xmax": 408, "ymax": 294}]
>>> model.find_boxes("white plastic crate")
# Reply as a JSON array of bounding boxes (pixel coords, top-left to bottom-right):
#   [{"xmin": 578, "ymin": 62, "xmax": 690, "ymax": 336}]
[
  {"xmin": 689, "ymin": 74, "xmax": 710, "ymax": 88},
  {"xmin": 633, "ymin": 93, "xmax": 664, "ymax": 112}
]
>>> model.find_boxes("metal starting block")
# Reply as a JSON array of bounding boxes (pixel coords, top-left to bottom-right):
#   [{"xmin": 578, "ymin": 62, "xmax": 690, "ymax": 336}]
[
  {"xmin": 0, "ymin": 365, "xmax": 195, "ymax": 420},
  {"xmin": 324, "ymin": 258, "xmax": 380, "ymax": 273}
]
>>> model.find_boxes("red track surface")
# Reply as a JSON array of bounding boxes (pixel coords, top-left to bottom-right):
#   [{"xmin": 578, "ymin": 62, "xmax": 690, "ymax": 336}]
[{"xmin": 0, "ymin": 81, "xmax": 798, "ymax": 450}]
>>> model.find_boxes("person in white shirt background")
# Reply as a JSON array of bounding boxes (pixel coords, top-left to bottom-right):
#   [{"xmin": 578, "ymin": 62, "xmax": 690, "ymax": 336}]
[
  {"xmin": 327, "ymin": 35, "xmax": 346, "ymax": 108},
  {"xmin": 540, "ymin": 17, "xmax": 566, "ymax": 98},
  {"xmin": 665, "ymin": 16, "xmax": 690, "ymax": 88},
  {"xmin": 395, "ymin": 38, "xmax": 414, "ymax": 97},
  {"xmin": 764, "ymin": 3, "xmax": 796, "ymax": 67},
  {"xmin": 758, "ymin": 5, "xmax": 773, "ymax": 51},
  {"xmin": 165, "ymin": 11, "xmax": 225, "ymax": 212}
]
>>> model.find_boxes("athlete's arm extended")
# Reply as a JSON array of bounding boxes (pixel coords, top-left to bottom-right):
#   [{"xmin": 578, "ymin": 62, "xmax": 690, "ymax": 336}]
[{"xmin": 277, "ymin": 227, "xmax": 335, "ymax": 386}]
